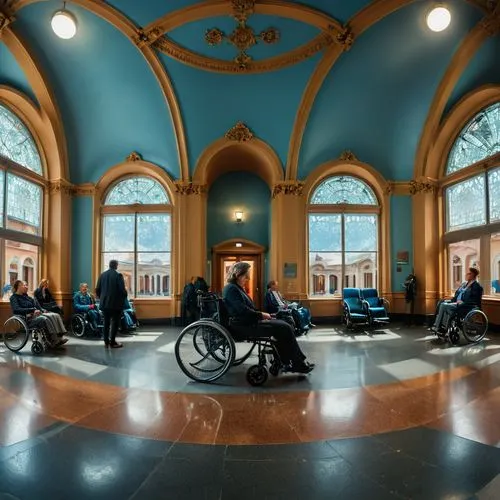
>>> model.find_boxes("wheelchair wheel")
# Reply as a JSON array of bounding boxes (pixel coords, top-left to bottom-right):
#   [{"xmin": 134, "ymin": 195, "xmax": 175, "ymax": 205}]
[
  {"xmin": 71, "ymin": 315, "xmax": 86, "ymax": 337},
  {"xmin": 31, "ymin": 340, "xmax": 44, "ymax": 355},
  {"xmin": 462, "ymin": 310, "xmax": 488, "ymax": 343},
  {"xmin": 246, "ymin": 365, "xmax": 268, "ymax": 386},
  {"xmin": 3, "ymin": 316, "xmax": 30, "ymax": 352},
  {"xmin": 175, "ymin": 320, "xmax": 235, "ymax": 383}
]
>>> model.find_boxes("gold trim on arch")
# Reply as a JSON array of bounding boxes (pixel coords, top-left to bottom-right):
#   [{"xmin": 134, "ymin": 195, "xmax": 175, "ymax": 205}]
[{"xmin": 13, "ymin": 0, "xmax": 189, "ymax": 182}]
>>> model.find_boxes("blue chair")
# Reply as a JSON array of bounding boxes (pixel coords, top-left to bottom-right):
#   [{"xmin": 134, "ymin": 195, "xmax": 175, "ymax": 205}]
[
  {"xmin": 361, "ymin": 288, "xmax": 390, "ymax": 325},
  {"xmin": 342, "ymin": 288, "xmax": 369, "ymax": 329}
]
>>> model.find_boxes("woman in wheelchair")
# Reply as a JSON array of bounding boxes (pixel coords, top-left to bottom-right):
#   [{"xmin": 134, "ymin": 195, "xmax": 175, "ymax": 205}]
[
  {"xmin": 222, "ymin": 262, "xmax": 314, "ymax": 374},
  {"xmin": 10, "ymin": 280, "xmax": 68, "ymax": 347},
  {"xmin": 73, "ymin": 283, "xmax": 101, "ymax": 332},
  {"xmin": 431, "ymin": 267, "xmax": 482, "ymax": 333},
  {"xmin": 34, "ymin": 278, "xmax": 63, "ymax": 315}
]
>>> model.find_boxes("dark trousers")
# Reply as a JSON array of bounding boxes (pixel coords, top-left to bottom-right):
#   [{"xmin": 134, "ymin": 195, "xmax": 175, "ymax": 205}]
[
  {"xmin": 230, "ymin": 319, "xmax": 306, "ymax": 366},
  {"xmin": 102, "ymin": 309, "xmax": 121, "ymax": 344}
]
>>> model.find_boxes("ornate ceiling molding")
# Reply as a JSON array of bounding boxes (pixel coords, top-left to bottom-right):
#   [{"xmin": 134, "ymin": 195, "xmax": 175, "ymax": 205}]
[
  {"xmin": 73, "ymin": 183, "xmax": 96, "ymax": 197},
  {"xmin": 409, "ymin": 178, "xmax": 438, "ymax": 195},
  {"xmin": 0, "ymin": 1, "xmax": 16, "ymax": 36},
  {"xmin": 225, "ymin": 122, "xmax": 253, "ymax": 142},
  {"xmin": 339, "ymin": 150, "xmax": 358, "ymax": 162},
  {"xmin": 126, "ymin": 151, "xmax": 142, "ymax": 162},
  {"xmin": 140, "ymin": 0, "xmax": 344, "ymax": 74},
  {"xmin": 174, "ymin": 181, "xmax": 207, "ymax": 195},
  {"xmin": 272, "ymin": 181, "xmax": 304, "ymax": 198},
  {"xmin": 479, "ymin": 8, "xmax": 500, "ymax": 35},
  {"xmin": 48, "ymin": 178, "xmax": 73, "ymax": 196}
]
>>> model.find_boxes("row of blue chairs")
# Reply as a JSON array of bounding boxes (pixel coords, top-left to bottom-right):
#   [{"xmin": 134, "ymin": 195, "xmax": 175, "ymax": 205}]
[{"xmin": 342, "ymin": 288, "xmax": 390, "ymax": 329}]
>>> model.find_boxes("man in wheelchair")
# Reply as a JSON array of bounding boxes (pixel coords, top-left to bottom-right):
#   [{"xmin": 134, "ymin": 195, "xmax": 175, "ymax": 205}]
[
  {"xmin": 73, "ymin": 282, "xmax": 102, "ymax": 333},
  {"xmin": 431, "ymin": 267, "xmax": 482, "ymax": 334}
]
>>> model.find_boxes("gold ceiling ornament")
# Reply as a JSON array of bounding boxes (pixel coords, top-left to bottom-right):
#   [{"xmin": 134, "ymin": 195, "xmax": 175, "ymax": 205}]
[
  {"xmin": 0, "ymin": 2, "xmax": 16, "ymax": 35},
  {"xmin": 339, "ymin": 150, "xmax": 358, "ymax": 161},
  {"xmin": 126, "ymin": 151, "xmax": 142, "ymax": 162},
  {"xmin": 204, "ymin": 0, "xmax": 280, "ymax": 69},
  {"xmin": 272, "ymin": 181, "xmax": 304, "ymax": 198},
  {"xmin": 225, "ymin": 122, "xmax": 254, "ymax": 142},
  {"xmin": 335, "ymin": 25, "xmax": 354, "ymax": 51},
  {"xmin": 479, "ymin": 9, "xmax": 500, "ymax": 36},
  {"xmin": 133, "ymin": 26, "xmax": 163, "ymax": 47},
  {"xmin": 384, "ymin": 182, "xmax": 394, "ymax": 195},
  {"xmin": 174, "ymin": 181, "xmax": 207, "ymax": 195},
  {"xmin": 48, "ymin": 178, "xmax": 74, "ymax": 196},
  {"xmin": 409, "ymin": 178, "xmax": 438, "ymax": 195}
]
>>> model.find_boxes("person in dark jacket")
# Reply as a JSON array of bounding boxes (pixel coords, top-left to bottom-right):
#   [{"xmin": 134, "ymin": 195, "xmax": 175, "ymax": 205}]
[
  {"xmin": 222, "ymin": 262, "xmax": 314, "ymax": 374},
  {"xmin": 182, "ymin": 277, "xmax": 198, "ymax": 325},
  {"xmin": 10, "ymin": 280, "xmax": 68, "ymax": 347},
  {"xmin": 95, "ymin": 260, "xmax": 127, "ymax": 348},
  {"xmin": 34, "ymin": 278, "xmax": 63, "ymax": 315},
  {"xmin": 431, "ymin": 267, "xmax": 483, "ymax": 333}
]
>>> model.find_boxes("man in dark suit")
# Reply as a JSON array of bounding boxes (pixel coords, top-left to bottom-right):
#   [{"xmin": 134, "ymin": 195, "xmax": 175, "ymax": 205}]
[
  {"xmin": 431, "ymin": 267, "xmax": 483, "ymax": 333},
  {"xmin": 96, "ymin": 260, "xmax": 127, "ymax": 348}
]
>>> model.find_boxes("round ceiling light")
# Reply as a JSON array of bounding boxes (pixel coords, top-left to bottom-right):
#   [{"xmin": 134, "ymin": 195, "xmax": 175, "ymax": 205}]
[
  {"xmin": 51, "ymin": 8, "xmax": 77, "ymax": 39},
  {"xmin": 426, "ymin": 5, "xmax": 451, "ymax": 32}
]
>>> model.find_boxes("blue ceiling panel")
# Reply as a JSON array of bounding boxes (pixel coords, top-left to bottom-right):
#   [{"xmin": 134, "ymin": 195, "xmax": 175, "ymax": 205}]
[
  {"xmin": 15, "ymin": 1, "xmax": 180, "ymax": 183},
  {"xmin": 299, "ymin": 0, "xmax": 481, "ymax": 181},
  {"xmin": 105, "ymin": 0, "xmax": 201, "ymax": 28},
  {"xmin": 168, "ymin": 15, "xmax": 320, "ymax": 60},
  {"xmin": 445, "ymin": 36, "xmax": 500, "ymax": 116},
  {"xmin": 294, "ymin": 0, "xmax": 375, "ymax": 24},
  {"xmin": 161, "ymin": 51, "xmax": 322, "ymax": 173},
  {"xmin": 0, "ymin": 42, "xmax": 38, "ymax": 105}
]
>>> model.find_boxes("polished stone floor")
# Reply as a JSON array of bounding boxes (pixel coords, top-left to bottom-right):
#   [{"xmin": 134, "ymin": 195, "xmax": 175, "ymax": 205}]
[{"xmin": 1, "ymin": 324, "xmax": 499, "ymax": 499}]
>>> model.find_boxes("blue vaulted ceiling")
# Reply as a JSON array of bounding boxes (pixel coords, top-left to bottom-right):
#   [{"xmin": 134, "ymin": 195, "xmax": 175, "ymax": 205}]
[{"xmin": 0, "ymin": 0, "xmax": 496, "ymax": 185}]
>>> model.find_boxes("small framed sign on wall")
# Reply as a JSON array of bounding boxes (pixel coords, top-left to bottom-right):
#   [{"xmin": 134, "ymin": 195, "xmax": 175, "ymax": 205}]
[
  {"xmin": 284, "ymin": 262, "xmax": 297, "ymax": 279},
  {"xmin": 396, "ymin": 251, "xmax": 409, "ymax": 265}
]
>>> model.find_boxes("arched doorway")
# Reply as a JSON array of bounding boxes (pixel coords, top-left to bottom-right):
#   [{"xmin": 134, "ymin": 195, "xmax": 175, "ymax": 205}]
[{"xmin": 212, "ymin": 239, "xmax": 266, "ymax": 309}]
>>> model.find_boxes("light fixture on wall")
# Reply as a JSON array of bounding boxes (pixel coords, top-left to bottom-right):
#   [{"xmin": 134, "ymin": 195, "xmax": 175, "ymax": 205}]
[
  {"xmin": 426, "ymin": 4, "xmax": 451, "ymax": 32},
  {"xmin": 234, "ymin": 211, "xmax": 243, "ymax": 223},
  {"xmin": 51, "ymin": 2, "xmax": 77, "ymax": 39},
  {"xmin": 235, "ymin": 242, "xmax": 243, "ymax": 248}
]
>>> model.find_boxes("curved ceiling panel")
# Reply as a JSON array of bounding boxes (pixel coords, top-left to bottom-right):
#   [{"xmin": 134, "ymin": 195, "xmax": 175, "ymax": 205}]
[
  {"xmin": 15, "ymin": 1, "xmax": 179, "ymax": 183},
  {"xmin": 445, "ymin": 36, "xmax": 500, "ymax": 116},
  {"xmin": 0, "ymin": 42, "xmax": 37, "ymax": 105},
  {"xmin": 105, "ymin": 0, "xmax": 201, "ymax": 28},
  {"xmin": 161, "ymin": 52, "xmax": 322, "ymax": 173},
  {"xmin": 168, "ymin": 15, "xmax": 320, "ymax": 61},
  {"xmin": 299, "ymin": 0, "xmax": 373, "ymax": 24},
  {"xmin": 299, "ymin": 0, "xmax": 482, "ymax": 181}
]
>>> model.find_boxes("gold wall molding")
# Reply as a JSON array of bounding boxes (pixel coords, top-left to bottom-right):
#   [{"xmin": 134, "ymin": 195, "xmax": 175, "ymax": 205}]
[
  {"xmin": 409, "ymin": 178, "xmax": 437, "ymax": 195},
  {"xmin": 415, "ymin": 11, "xmax": 499, "ymax": 179},
  {"xmin": 153, "ymin": 33, "xmax": 333, "ymax": 74},
  {"xmin": 384, "ymin": 181, "xmax": 411, "ymax": 196},
  {"xmin": 73, "ymin": 183, "xmax": 96, "ymax": 197},
  {"xmin": 126, "ymin": 151, "xmax": 142, "ymax": 162},
  {"xmin": 272, "ymin": 181, "xmax": 304, "ymax": 198},
  {"xmin": 48, "ymin": 178, "xmax": 73, "ymax": 196},
  {"xmin": 225, "ymin": 122, "xmax": 253, "ymax": 142},
  {"xmin": 174, "ymin": 181, "xmax": 207, "ymax": 195},
  {"xmin": 339, "ymin": 150, "xmax": 358, "ymax": 161}
]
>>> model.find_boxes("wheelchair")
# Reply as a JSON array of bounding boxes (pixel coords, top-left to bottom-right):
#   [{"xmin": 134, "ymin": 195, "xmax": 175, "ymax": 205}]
[
  {"xmin": 3, "ymin": 315, "xmax": 55, "ymax": 355},
  {"xmin": 434, "ymin": 301, "xmax": 488, "ymax": 345},
  {"xmin": 342, "ymin": 288, "xmax": 390, "ymax": 330},
  {"xmin": 70, "ymin": 310, "xmax": 104, "ymax": 338},
  {"xmin": 175, "ymin": 293, "xmax": 288, "ymax": 386}
]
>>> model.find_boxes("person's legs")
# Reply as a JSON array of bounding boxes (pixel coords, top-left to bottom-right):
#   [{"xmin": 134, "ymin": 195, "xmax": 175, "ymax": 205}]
[
  {"xmin": 441, "ymin": 303, "xmax": 458, "ymax": 330},
  {"xmin": 109, "ymin": 310, "xmax": 122, "ymax": 347},
  {"xmin": 433, "ymin": 302, "xmax": 447, "ymax": 330},
  {"xmin": 102, "ymin": 309, "xmax": 111, "ymax": 345},
  {"xmin": 433, "ymin": 302, "xmax": 457, "ymax": 331}
]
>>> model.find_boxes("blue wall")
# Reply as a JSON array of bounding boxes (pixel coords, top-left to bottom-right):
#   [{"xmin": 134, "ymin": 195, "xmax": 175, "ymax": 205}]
[
  {"xmin": 71, "ymin": 197, "xmax": 93, "ymax": 291},
  {"xmin": 0, "ymin": 43, "xmax": 37, "ymax": 104},
  {"xmin": 390, "ymin": 195, "xmax": 413, "ymax": 293}
]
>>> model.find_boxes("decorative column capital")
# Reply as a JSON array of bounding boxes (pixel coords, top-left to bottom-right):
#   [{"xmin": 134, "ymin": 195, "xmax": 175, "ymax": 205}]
[
  {"xmin": 409, "ymin": 177, "xmax": 438, "ymax": 195},
  {"xmin": 174, "ymin": 181, "xmax": 207, "ymax": 195},
  {"xmin": 48, "ymin": 178, "xmax": 73, "ymax": 196},
  {"xmin": 126, "ymin": 151, "xmax": 142, "ymax": 162},
  {"xmin": 272, "ymin": 181, "xmax": 304, "ymax": 198},
  {"xmin": 339, "ymin": 149, "xmax": 358, "ymax": 162}
]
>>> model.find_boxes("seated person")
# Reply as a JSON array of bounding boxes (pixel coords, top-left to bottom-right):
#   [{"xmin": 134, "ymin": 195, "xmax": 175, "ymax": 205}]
[
  {"xmin": 34, "ymin": 278, "xmax": 63, "ymax": 315},
  {"xmin": 265, "ymin": 280, "xmax": 314, "ymax": 331},
  {"xmin": 10, "ymin": 280, "xmax": 68, "ymax": 347},
  {"xmin": 121, "ymin": 297, "xmax": 138, "ymax": 332},
  {"xmin": 73, "ymin": 282, "xmax": 101, "ymax": 332},
  {"xmin": 222, "ymin": 262, "xmax": 314, "ymax": 374},
  {"xmin": 431, "ymin": 267, "xmax": 482, "ymax": 333}
]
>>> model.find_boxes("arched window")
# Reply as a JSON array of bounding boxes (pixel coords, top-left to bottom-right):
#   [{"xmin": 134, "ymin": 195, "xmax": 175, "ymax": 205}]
[
  {"xmin": 0, "ymin": 103, "xmax": 43, "ymax": 298},
  {"xmin": 443, "ymin": 102, "xmax": 500, "ymax": 294},
  {"xmin": 308, "ymin": 176, "xmax": 379, "ymax": 297},
  {"xmin": 102, "ymin": 176, "xmax": 171, "ymax": 298}
]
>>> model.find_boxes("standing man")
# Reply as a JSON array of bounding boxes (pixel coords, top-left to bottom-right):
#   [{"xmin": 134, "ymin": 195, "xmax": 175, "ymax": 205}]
[{"xmin": 96, "ymin": 260, "xmax": 127, "ymax": 348}]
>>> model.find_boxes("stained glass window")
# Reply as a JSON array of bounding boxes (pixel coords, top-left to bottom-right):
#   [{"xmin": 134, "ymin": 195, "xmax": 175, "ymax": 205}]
[
  {"xmin": 6, "ymin": 173, "xmax": 42, "ymax": 235},
  {"xmin": 105, "ymin": 177, "xmax": 169, "ymax": 205},
  {"xmin": 0, "ymin": 104, "xmax": 42, "ymax": 174},
  {"xmin": 446, "ymin": 175, "xmax": 486, "ymax": 231},
  {"xmin": 447, "ymin": 102, "xmax": 500, "ymax": 175},
  {"xmin": 310, "ymin": 176, "xmax": 377, "ymax": 205},
  {"xmin": 488, "ymin": 167, "xmax": 500, "ymax": 223}
]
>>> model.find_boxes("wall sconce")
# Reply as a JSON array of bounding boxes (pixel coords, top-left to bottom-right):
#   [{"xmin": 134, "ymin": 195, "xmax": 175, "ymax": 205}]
[
  {"xmin": 235, "ymin": 242, "xmax": 243, "ymax": 248},
  {"xmin": 234, "ymin": 211, "xmax": 243, "ymax": 223}
]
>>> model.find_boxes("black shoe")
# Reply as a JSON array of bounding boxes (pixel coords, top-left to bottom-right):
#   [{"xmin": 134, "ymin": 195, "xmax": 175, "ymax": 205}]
[{"xmin": 292, "ymin": 362, "xmax": 315, "ymax": 374}]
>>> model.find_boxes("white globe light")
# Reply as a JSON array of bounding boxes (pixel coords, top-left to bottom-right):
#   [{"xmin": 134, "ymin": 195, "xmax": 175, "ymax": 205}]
[
  {"xmin": 51, "ymin": 9, "xmax": 77, "ymax": 39},
  {"xmin": 426, "ymin": 6, "xmax": 451, "ymax": 32}
]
